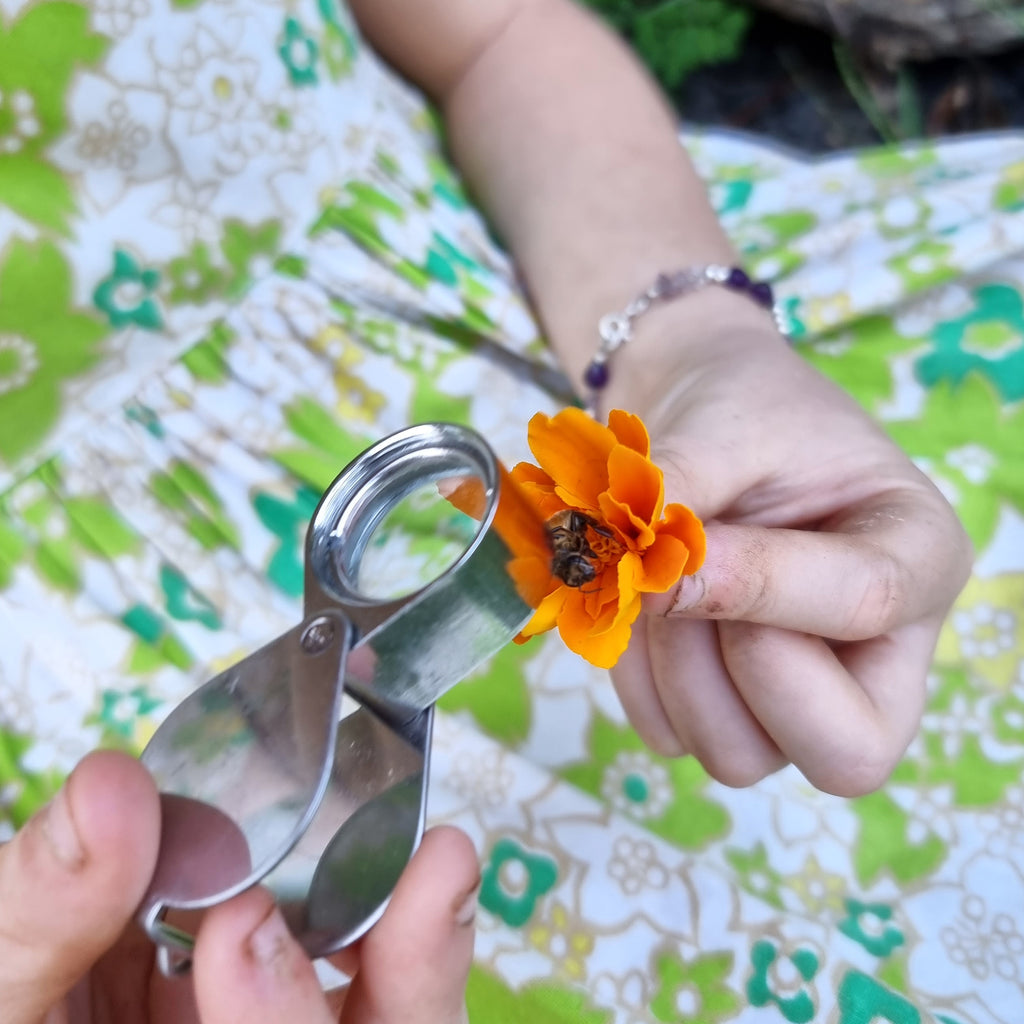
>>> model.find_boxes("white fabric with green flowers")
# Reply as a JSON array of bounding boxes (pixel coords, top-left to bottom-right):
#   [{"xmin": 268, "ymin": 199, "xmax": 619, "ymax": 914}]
[{"xmin": 1, "ymin": 1, "xmax": 1023, "ymax": 1021}]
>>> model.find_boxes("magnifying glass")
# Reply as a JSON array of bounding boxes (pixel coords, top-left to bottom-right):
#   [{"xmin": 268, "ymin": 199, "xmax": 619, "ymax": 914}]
[{"xmin": 135, "ymin": 422, "xmax": 547, "ymax": 975}]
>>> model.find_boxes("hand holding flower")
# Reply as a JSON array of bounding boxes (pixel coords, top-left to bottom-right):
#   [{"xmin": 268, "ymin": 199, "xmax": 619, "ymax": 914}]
[{"xmin": 602, "ymin": 319, "xmax": 971, "ymax": 796}]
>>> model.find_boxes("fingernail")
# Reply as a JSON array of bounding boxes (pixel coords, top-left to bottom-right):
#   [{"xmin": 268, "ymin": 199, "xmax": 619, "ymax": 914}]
[
  {"xmin": 454, "ymin": 879, "xmax": 481, "ymax": 927},
  {"xmin": 40, "ymin": 784, "xmax": 85, "ymax": 871},
  {"xmin": 248, "ymin": 905, "xmax": 292, "ymax": 969},
  {"xmin": 667, "ymin": 573, "xmax": 704, "ymax": 614}
]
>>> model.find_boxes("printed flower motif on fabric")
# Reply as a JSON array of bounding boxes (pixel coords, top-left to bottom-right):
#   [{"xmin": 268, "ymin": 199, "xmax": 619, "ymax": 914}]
[
  {"xmin": 158, "ymin": 220, "xmax": 283, "ymax": 308},
  {"xmin": 0, "ymin": 465, "xmax": 138, "ymax": 592},
  {"xmin": 0, "ymin": 729, "xmax": 63, "ymax": 830},
  {"xmin": 528, "ymin": 901, "xmax": 593, "ymax": 981},
  {"xmin": 88, "ymin": 684, "xmax": 162, "ymax": 751},
  {"xmin": 851, "ymin": 790, "xmax": 947, "ymax": 887},
  {"xmin": 479, "ymin": 837, "xmax": 558, "ymax": 928},
  {"xmin": 91, "ymin": 0, "xmax": 149, "ymax": 38},
  {"xmin": 151, "ymin": 462, "xmax": 241, "ymax": 554},
  {"xmin": 607, "ymin": 835, "xmax": 669, "ymax": 895},
  {"xmin": 278, "ymin": 17, "xmax": 319, "ymax": 87},
  {"xmin": 0, "ymin": 88, "xmax": 40, "ymax": 154},
  {"xmin": 447, "ymin": 748, "xmax": 515, "ymax": 809},
  {"xmin": 746, "ymin": 940, "xmax": 820, "ymax": 1024},
  {"xmin": 877, "ymin": 194, "xmax": 932, "ymax": 240},
  {"xmin": 0, "ymin": 241, "xmax": 107, "ymax": 466},
  {"xmin": 839, "ymin": 899, "xmax": 905, "ymax": 958},
  {"xmin": 994, "ymin": 159, "xmax": 1024, "ymax": 212},
  {"xmin": 942, "ymin": 893, "xmax": 1024, "ymax": 982},
  {"xmin": 160, "ymin": 564, "xmax": 222, "ymax": 630},
  {"xmin": 562, "ymin": 711, "xmax": 729, "ymax": 849},
  {"xmin": 120, "ymin": 602, "xmax": 194, "ymax": 674},
  {"xmin": 904, "ymin": 854, "xmax": 1024, "ymax": 1009},
  {"xmin": 887, "ymin": 375, "xmax": 1024, "ymax": 551},
  {"xmin": 166, "ymin": 244, "xmax": 226, "ymax": 305},
  {"xmin": 465, "ymin": 965, "xmax": 614, "ymax": 1024},
  {"xmin": 93, "ymin": 249, "xmax": 163, "ymax": 330},
  {"xmin": 897, "ymin": 666, "xmax": 1023, "ymax": 811},
  {"xmin": 438, "ymin": 641, "xmax": 533, "ymax": 747},
  {"xmin": 310, "ymin": 324, "xmax": 387, "ymax": 424},
  {"xmin": 252, "ymin": 483, "xmax": 321, "ymax": 597},
  {"xmin": 0, "ymin": 1, "xmax": 106, "ymax": 232},
  {"xmin": 650, "ymin": 949, "xmax": 739, "ymax": 1023},
  {"xmin": 835, "ymin": 971, "xmax": 926, "ymax": 1024},
  {"xmin": 916, "ymin": 283, "xmax": 1024, "ymax": 402},
  {"xmin": 888, "ymin": 784, "xmax": 957, "ymax": 847},
  {"xmin": 725, "ymin": 843, "xmax": 785, "ymax": 910},
  {"xmin": 508, "ymin": 408, "xmax": 705, "ymax": 669},
  {"xmin": 743, "ymin": 210, "xmax": 817, "ymax": 283},
  {"xmin": 317, "ymin": 0, "xmax": 358, "ymax": 81},
  {"xmin": 601, "ymin": 750, "xmax": 672, "ymax": 820},
  {"xmin": 887, "ymin": 239, "xmax": 956, "ymax": 293},
  {"xmin": 709, "ymin": 174, "xmax": 753, "ymax": 216},
  {"xmin": 273, "ymin": 395, "xmax": 376, "ymax": 492},
  {"xmin": 51, "ymin": 84, "xmax": 173, "ymax": 214},
  {"xmin": 787, "ymin": 853, "xmax": 846, "ymax": 915}
]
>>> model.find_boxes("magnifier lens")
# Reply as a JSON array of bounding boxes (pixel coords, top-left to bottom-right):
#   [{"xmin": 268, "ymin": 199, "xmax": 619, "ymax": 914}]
[{"xmin": 354, "ymin": 471, "xmax": 484, "ymax": 600}]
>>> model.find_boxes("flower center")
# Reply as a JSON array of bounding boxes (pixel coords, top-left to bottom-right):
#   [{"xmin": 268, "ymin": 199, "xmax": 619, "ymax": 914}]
[{"xmin": 585, "ymin": 524, "xmax": 625, "ymax": 567}]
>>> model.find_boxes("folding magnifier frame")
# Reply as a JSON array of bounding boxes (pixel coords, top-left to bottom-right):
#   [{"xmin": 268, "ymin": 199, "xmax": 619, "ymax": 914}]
[{"xmin": 135, "ymin": 422, "xmax": 542, "ymax": 975}]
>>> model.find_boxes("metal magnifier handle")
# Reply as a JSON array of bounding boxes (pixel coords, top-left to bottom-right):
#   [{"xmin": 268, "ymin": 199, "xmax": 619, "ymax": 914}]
[{"xmin": 136, "ymin": 423, "xmax": 544, "ymax": 975}]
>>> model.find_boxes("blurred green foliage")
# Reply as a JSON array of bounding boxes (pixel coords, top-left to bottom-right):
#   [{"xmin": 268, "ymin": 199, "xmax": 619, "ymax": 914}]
[{"xmin": 582, "ymin": 0, "xmax": 753, "ymax": 88}]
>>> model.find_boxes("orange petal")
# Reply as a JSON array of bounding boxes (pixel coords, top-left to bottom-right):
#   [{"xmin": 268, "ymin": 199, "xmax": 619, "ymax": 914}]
[
  {"xmin": 510, "ymin": 461, "xmax": 556, "ymax": 490},
  {"xmin": 557, "ymin": 588, "xmax": 638, "ymax": 670},
  {"xmin": 634, "ymin": 533, "xmax": 690, "ymax": 593},
  {"xmin": 509, "ymin": 554, "xmax": 560, "ymax": 610},
  {"xmin": 608, "ymin": 443, "xmax": 664, "ymax": 525},
  {"xmin": 441, "ymin": 465, "xmax": 553, "ymax": 609},
  {"xmin": 493, "ymin": 464, "xmax": 551, "ymax": 564},
  {"xmin": 437, "ymin": 476, "xmax": 488, "ymax": 520},
  {"xmin": 527, "ymin": 409, "xmax": 615, "ymax": 510},
  {"xmin": 659, "ymin": 502, "xmax": 707, "ymax": 574},
  {"xmin": 607, "ymin": 408, "xmax": 650, "ymax": 457},
  {"xmin": 519, "ymin": 584, "xmax": 569, "ymax": 637},
  {"xmin": 583, "ymin": 562, "xmax": 622, "ymax": 619},
  {"xmin": 599, "ymin": 445, "xmax": 664, "ymax": 545},
  {"xmin": 614, "ymin": 550, "xmax": 644, "ymax": 610}
]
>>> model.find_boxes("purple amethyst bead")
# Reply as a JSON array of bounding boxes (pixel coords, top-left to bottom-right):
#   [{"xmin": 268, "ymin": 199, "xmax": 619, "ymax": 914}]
[
  {"xmin": 750, "ymin": 281, "xmax": 774, "ymax": 307},
  {"xmin": 584, "ymin": 360, "xmax": 609, "ymax": 389},
  {"xmin": 725, "ymin": 266, "xmax": 750, "ymax": 289}
]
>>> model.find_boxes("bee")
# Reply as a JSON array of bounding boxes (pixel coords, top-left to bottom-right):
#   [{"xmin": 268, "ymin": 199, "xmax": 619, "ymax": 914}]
[{"xmin": 545, "ymin": 509, "xmax": 613, "ymax": 588}]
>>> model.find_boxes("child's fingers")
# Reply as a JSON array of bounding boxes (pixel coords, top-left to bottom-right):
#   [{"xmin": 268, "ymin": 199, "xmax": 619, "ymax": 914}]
[
  {"xmin": 192, "ymin": 887, "xmax": 336, "ymax": 1024},
  {"xmin": 0, "ymin": 751, "xmax": 160, "ymax": 1024},
  {"xmin": 338, "ymin": 825, "xmax": 479, "ymax": 1024}
]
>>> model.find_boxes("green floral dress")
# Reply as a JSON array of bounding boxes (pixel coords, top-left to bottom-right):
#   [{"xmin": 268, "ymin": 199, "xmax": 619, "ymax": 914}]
[{"xmin": 1, "ymin": 1, "xmax": 1023, "ymax": 1021}]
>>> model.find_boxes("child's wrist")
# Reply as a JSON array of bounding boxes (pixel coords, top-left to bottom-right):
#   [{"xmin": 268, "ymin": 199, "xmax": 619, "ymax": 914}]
[{"xmin": 590, "ymin": 284, "xmax": 788, "ymax": 417}]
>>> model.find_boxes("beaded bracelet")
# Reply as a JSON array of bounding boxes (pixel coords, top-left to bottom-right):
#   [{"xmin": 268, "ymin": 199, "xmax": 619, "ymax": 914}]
[{"xmin": 583, "ymin": 264, "xmax": 789, "ymax": 415}]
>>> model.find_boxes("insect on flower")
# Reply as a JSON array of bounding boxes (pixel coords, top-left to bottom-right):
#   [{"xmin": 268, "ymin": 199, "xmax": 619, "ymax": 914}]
[
  {"xmin": 508, "ymin": 407, "xmax": 706, "ymax": 669},
  {"xmin": 545, "ymin": 508, "xmax": 613, "ymax": 589}
]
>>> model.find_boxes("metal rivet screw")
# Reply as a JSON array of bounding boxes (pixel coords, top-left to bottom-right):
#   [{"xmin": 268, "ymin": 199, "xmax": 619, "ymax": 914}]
[{"xmin": 301, "ymin": 616, "xmax": 336, "ymax": 654}]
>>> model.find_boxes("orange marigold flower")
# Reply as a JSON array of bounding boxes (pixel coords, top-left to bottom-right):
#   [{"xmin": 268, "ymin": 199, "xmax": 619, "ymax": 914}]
[{"xmin": 509, "ymin": 407, "xmax": 706, "ymax": 669}]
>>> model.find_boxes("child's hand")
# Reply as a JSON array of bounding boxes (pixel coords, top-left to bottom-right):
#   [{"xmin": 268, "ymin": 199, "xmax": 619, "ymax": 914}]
[
  {"xmin": 608, "ymin": 323, "xmax": 972, "ymax": 796},
  {"xmin": 0, "ymin": 751, "xmax": 477, "ymax": 1024}
]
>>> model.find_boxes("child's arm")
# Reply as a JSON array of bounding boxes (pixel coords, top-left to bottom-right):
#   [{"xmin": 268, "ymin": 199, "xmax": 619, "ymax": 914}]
[{"xmin": 349, "ymin": 0, "xmax": 972, "ymax": 794}]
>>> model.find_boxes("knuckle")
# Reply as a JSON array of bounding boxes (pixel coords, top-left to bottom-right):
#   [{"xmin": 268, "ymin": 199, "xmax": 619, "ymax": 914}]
[
  {"xmin": 639, "ymin": 726, "xmax": 687, "ymax": 759},
  {"xmin": 844, "ymin": 549, "xmax": 905, "ymax": 639},
  {"xmin": 804, "ymin": 738, "xmax": 899, "ymax": 797},
  {"xmin": 696, "ymin": 745, "xmax": 786, "ymax": 790}
]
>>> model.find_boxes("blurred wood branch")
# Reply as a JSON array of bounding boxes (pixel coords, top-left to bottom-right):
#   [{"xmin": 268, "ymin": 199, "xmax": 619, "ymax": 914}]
[{"xmin": 738, "ymin": 0, "xmax": 1024, "ymax": 62}]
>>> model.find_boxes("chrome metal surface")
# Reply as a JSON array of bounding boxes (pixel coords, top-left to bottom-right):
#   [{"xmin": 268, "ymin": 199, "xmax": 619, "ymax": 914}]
[{"xmin": 138, "ymin": 422, "xmax": 534, "ymax": 970}]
